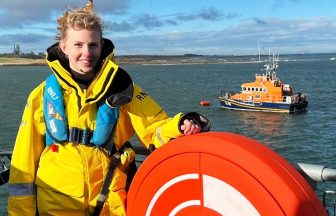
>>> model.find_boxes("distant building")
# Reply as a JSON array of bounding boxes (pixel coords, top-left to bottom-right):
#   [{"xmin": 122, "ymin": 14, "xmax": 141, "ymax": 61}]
[{"xmin": 13, "ymin": 43, "xmax": 21, "ymax": 55}]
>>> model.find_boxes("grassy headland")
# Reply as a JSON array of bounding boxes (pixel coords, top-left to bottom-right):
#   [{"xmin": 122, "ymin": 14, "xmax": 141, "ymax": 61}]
[
  {"xmin": 0, "ymin": 54, "xmax": 262, "ymax": 66},
  {"xmin": 0, "ymin": 57, "xmax": 45, "ymax": 66}
]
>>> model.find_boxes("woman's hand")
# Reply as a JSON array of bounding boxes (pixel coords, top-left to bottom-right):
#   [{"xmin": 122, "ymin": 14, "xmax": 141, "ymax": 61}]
[{"xmin": 180, "ymin": 119, "xmax": 201, "ymax": 135}]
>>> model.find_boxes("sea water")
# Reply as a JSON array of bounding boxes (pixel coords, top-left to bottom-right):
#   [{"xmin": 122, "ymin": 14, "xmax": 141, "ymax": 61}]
[{"xmin": 0, "ymin": 54, "xmax": 335, "ymax": 214}]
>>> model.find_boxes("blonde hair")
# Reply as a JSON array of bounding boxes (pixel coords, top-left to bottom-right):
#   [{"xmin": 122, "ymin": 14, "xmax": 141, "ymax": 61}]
[{"xmin": 56, "ymin": 0, "xmax": 103, "ymax": 41}]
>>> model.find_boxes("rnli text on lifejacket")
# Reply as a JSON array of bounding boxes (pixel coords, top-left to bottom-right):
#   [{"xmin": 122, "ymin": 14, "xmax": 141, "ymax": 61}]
[
  {"xmin": 136, "ymin": 91, "xmax": 148, "ymax": 101},
  {"xmin": 47, "ymin": 87, "xmax": 59, "ymax": 100}
]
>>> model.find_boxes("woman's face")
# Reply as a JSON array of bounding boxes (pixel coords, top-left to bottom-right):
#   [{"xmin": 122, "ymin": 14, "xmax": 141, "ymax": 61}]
[{"xmin": 60, "ymin": 28, "xmax": 102, "ymax": 74}]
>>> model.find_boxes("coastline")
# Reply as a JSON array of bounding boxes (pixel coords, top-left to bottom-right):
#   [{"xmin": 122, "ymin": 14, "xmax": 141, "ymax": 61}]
[
  {"xmin": 1, "ymin": 53, "xmax": 335, "ymax": 66},
  {"xmin": 0, "ymin": 55, "xmax": 261, "ymax": 66},
  {"xmin": 0, "ymin": 57, "xmax": 45, "ymax": 66},
  {"xmin": 115, "ymin": 55, "xmax": 260, "ymax": 65}
]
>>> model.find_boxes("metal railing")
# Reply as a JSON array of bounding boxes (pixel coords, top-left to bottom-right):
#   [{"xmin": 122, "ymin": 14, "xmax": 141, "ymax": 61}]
[{"xmin": 295, "ymin": 163, "xmax": 336, "ymax": 215}]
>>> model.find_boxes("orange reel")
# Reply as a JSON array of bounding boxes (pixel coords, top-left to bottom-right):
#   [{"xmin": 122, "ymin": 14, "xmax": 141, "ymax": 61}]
[{"xmin": 127, "ymin": 132, "xmax": 326, "ymax": 216}]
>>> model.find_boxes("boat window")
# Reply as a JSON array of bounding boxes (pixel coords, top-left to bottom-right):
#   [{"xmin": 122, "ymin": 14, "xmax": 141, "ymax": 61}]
[
  {"xmin": 248, "ymin": 88, "xmax": 250, "ymax": 91},
  {"xmin": 252, "ymin": 88, "xmax": 254, "ymax": 91},
  {"xmin": 243, "ymin": 87, "xmax": 246, "ymax": 91}
]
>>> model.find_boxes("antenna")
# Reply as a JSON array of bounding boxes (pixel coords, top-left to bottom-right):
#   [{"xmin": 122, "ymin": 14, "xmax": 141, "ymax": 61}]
[{"xmin": 258, "ymin": 41, "xmax": 261, "ymax": 62}]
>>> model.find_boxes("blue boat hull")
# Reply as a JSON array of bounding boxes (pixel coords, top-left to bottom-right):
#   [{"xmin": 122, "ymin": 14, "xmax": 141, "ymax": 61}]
[{"xmin": 218, "ymin": 98, "xmax": 308, "ymax": 113}]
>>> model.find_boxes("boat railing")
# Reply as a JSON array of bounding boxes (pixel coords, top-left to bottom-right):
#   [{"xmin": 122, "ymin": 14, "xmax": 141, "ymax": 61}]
[
  {"xmin": 218, "ymin": 91, "xmax": 230, "ymax": 100},
  {"xmin": 1, "ymin": 149, "xmax": 336, "ymax": 214},
  {"xmin": 264, "ymin": 95, "xmax": 292, "ymax": 103}
]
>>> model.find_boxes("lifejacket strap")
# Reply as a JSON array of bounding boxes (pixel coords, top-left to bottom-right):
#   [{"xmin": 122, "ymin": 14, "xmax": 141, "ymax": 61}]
[
  {"xmin": 92, "ymin": 152, "xmax": 121, "ymax": 216},
  {"xmin": 68, "ymin": 127, "xmax": 93, "ymax": 145}
]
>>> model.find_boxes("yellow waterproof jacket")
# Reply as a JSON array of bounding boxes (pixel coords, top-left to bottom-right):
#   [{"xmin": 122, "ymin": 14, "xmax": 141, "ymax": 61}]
[{"xmin": 8, "ymin": 39, "xmax": 183, "ymax": 216}]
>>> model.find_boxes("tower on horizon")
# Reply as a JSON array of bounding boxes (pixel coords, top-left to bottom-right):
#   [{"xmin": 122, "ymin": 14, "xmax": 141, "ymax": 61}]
[{"xmin": 13, "ymin": 43, "xmax": 20, "ymax": 55}]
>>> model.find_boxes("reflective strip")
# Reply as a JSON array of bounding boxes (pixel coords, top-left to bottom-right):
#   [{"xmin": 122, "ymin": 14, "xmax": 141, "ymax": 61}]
[
  {"xmin": 156, "ymin": 127, "xmax": 164, "ymax": 146},
  {"xmin": 8, "ymin": 182, "xmax": 36, "ymax": 197}
]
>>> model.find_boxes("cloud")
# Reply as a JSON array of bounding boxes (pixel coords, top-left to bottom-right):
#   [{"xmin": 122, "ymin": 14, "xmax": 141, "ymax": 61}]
[
  {"xmin": 2, "ymin": 15, "xmax": 336, "ymax": 55},
  {"xmin": 0, "ymin": 0, "xmax": 131, "ymax": 29},
  {"xmin": 222, "ymin": 17, "xmax": 336, "ymax": 53},
  {"xmin": 271, "ymin": 0, "xmax": 301, "ymax": 10},
  {"xmin": 0, "ymin": 33, "xmax": 52, "ymax": 53},
  {"xmin": 198, "ymin": 7, "xmax": 223, "ymax": 21},
  {"xmin": 175, "ymin": 7, "xmax": 237, "ymax": 22},
  {"xmin": 134, "ymin": 14, "xmax": 163, "ymax": 29},
  {"xmin": 0, "ymin": 33, "xmax": 49, "ymax": 45},
  {"xmin": 112, "ymin": 17, "xmax": 336, "ymax": 55},
  {"xmin": 176, "ymin": 7, "xmax": 220, "ymax": 21},
  {"xmin": 106, "ymin": 21, "xmax": 135, "ymax": 32},
  {"xmin": 253, "ymin": 18, "xmax": 267, "ymax": 25},
  {"xmin": 107, "ymin": 7, "xmax": 239, "ymax": 33},
  {"xmin": 1, "ymin": 1, "xmax": 335, "ymax": 55}
]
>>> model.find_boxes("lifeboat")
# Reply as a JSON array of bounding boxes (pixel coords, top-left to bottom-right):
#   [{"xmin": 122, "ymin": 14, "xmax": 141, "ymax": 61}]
[{"xmin": 218, "ymin": 54, "xmax": 308, "ymax": 113}]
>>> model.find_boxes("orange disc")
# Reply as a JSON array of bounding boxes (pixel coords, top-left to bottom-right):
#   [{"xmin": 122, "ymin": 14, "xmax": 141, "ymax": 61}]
[{"xmin": 127, "ymin": 132, "xmax": 326, "ymax": 216}]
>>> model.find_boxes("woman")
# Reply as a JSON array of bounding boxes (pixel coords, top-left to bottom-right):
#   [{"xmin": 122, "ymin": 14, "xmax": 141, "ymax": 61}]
[{"xmin": 8, "ymin": 1, "xmax": 210, "ymax": 215}]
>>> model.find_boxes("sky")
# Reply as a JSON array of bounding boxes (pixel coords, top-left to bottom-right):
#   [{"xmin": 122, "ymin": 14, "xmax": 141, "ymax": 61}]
[{"xmin": 0, "ymin": 0, "xmax": 336, "ymax": 55}]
